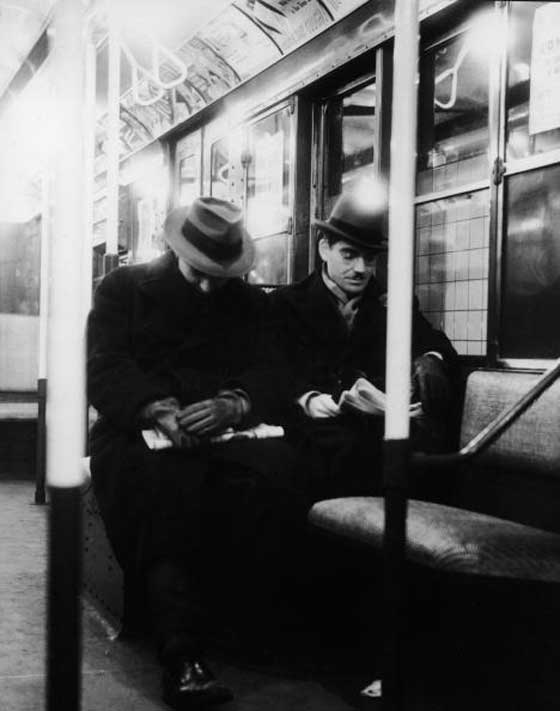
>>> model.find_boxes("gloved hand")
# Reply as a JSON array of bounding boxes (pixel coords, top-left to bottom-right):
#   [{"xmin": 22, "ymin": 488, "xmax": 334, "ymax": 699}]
[
  {"xmin": 306, "ymin": 393, "xmax": 341, "ymax": 419},
  {"xmin": 412, "ymin": 353, "xmax": 452, "ymax": 417},
  {"xmin": 139, "ymin": 397, "xmax": 199, "ymax": 448},
  {"xmin": 177, "ymin": 392, "xmax": 245, "ymax": 436}
]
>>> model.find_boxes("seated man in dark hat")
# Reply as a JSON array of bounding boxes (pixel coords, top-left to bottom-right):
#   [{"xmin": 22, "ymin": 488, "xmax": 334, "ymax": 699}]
[
  {"xmin": 87, "ymin": 197, "xmax": 305, "ymax": 709},
  {"xmin": 271, "ymin": 178, "xmax": 459, "ymax": 500}
]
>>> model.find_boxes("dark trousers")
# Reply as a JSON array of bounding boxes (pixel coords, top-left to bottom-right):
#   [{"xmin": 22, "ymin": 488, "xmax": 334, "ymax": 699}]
[{"xmin": 142, "ymin": 438, "xmax": 308, "ymax": 660}]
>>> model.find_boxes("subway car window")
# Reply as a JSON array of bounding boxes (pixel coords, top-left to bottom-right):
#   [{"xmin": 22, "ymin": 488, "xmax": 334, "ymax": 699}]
[
  {"xmin": 0, "ymin": 216, "xmax": 41, "ymax": 316},
  {"xmin": 120, "ymin": 145, "xmax": 169, "ymax": 263},
  {"xmin": 321, "ymin": 80, "xmax": 376, "ymax": 219},
  {"xmin": 506, "ymin": 2, "xmax": 560, "ymax": 162},
  {"xmin": 417, "ymin": 24, "xmax": 489, "ymax": 195},
  {"xmin": 246, "ymin": 105, "xmax": 293, "ymax": 286},
  {"xmin": 176, "ymin": 130, "xmax": 202, "ymax": 206},
  {"xmin": 499, "ymin": 1, "xmax": 560, "ymax": 360},
  {"xmin": 415, "ymin": 13, "xmax": 492, "ymax": 357},
  {"xmin": 210, "ymin": 136, "xmax": 230, "ymax": 200},
  {"xmin": 501, "ymin": 164, "xmax": 560, "ymax": 359}
]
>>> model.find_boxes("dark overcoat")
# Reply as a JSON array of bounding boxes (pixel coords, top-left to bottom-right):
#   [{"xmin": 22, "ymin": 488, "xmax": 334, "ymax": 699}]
[
  {"xmin": 270, "ymin": 271, "xmax": 459, "ymax": 496},
  {"xmin": 271, "ymin": 270, "xmax": 458, "ymax": 404},
  {"xmin": 87, "ymin": 251, "xmax": 289, "ymax": 576}
]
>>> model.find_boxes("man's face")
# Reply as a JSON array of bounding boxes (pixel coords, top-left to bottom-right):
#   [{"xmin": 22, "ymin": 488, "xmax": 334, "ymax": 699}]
[
  {"xmin": 318, "ymin": 237, "xmax": 377, "ymax": 296},
  {"xmin": 178, "ymin": 258, "xmax": 228, "ymax": 294}
]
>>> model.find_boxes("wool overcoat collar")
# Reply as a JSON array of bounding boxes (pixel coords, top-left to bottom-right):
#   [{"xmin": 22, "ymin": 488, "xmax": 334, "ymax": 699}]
[
  {"xmin": 282, "ymin": 270, "xmax": 386, "ymax": 345},
  {"xmin": 136, "ymin": 250, "xmax": 247, "ymax": 330}
]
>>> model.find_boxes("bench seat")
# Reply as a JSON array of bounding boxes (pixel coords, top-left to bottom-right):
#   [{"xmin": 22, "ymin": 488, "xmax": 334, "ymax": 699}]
[
  {"xmin": 0, "ymin": 402, "xmax": 38, "ymax": 420},
  {"xmin": 310, "ymin": 497, "xmax": 560, "ymax": 582},
  {"xmin": 309, "ymin": 369, "xmax": 560, "ymax": 585}
]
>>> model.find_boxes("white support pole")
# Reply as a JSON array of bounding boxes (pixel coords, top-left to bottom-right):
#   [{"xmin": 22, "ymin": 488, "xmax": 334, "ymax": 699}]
[
  {"xmin": 385, "ymin": 0, "xmax": 420, "ymax": 440},
  {"xmin": 382, "ymin": 2, "xmax": 420, "ymax": 709},
  {"xmin": 38, "ymin": 174, "xmax": 50, "ymax": 382},
  {"xmin": 47, "ymin": 0, "xmax": 87, "ymax": 706},
  {"xmin": 105, "ymin": 1, "xmax": 121, "ymax": 267},
  {"xmin": 47, "ymin": 0, "xmax": 87, "ymax": 489},
  {"xmin": 35, "ymin": 171, "xmax": 50, "ymax": 504},
  {"xmin": 83, "ymin": 36, "xmax": 96, "ymax": 317}
]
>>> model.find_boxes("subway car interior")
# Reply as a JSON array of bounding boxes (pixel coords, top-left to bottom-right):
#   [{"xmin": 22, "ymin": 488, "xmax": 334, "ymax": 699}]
[{"xmin": 1, "ymin": 0, "xmax": 560, "ymax": 709}]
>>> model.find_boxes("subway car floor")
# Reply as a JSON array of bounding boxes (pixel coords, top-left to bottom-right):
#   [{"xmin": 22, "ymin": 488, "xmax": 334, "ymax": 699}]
[
  {"xmin": 2, "ymin": 476, "xmax": 560, "ymax": 711},
  {"xmin": 0, "ymin": 479, "xmax": 381, "ymax": 711}
]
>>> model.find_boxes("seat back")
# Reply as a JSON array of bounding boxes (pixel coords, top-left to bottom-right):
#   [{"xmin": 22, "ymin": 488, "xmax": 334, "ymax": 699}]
[{"xmin": 460, "ymin": 370, "xmax": 560, "ymax": 479}]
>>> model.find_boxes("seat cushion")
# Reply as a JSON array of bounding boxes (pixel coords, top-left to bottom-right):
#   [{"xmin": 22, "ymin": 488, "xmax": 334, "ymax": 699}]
[{"xmin": 309, "ymin": 497, "xmax": 560, "ymax": 582}]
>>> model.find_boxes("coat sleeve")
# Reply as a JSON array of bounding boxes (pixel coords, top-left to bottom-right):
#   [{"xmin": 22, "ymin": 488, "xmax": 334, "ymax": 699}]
[
  {"xmin": 411, "ymin": 296, "xmax": 459, "ymax": 373},
  {"xmin": 87, "ymin": 269, "xmax": 174, "ymax": 430},
  {"xmin": 261, "ymin": 290, "xmax": 317, "ymax": 416}
]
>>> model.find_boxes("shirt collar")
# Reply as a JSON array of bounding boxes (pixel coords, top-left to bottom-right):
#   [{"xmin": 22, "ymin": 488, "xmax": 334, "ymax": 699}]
[{"xmin": 321, "ymin": 265, "xmax": 364, "ymax": 307}]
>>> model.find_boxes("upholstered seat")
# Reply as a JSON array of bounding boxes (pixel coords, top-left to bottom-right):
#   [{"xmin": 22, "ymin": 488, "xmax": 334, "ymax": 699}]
[
  {"xmin": 309, "ymin": 497, "xmax": 560, "ymax": 582},
  {"xmin": 309, "ymin": 369, "xmax": 560, "ymax": 584}
]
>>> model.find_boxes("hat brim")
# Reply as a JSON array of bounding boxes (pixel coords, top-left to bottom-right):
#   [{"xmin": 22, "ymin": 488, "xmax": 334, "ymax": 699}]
[
  {"xmin": 164, "ymin": 206, "xmax": 255, "ymax": 278},
  {"xmin": 315, "ymin": 219, "xmax": 388, "ymax": 252}
]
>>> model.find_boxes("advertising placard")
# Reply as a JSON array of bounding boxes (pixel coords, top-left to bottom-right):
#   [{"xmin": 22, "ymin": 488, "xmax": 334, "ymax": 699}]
[{"xmin": 529, "ymin": 3, "xmax": 560, "ymax": 135}]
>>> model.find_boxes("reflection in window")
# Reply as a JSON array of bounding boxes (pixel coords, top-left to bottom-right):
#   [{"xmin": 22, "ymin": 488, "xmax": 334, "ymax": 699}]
[
  {"xmin": 210, "ymin": 137, "xmax": 229, "ymax": 200},
  {"xmin": 245, "ymin": 106, "xmax": 293, "ymax": 285},
  {"xmin": 246, "ymin": 107, "xmax": 291, "ymax": 239},
  {"xmin": 506, "ymin": 2, "xmax": 560, "ymax": 161},
  {"xmin": 248, "ymin": 234, "xmax": 288, "ymax": 286},
  {"xmin": 176, "ymin": 131, "xmax": 201, "ymax": 206},
  {"xmin": 415, "ymin": 191, "xmax": 489, "ymax": 356},
  {"xmin": 501, "ymin": 165, "xmax": 560, "ymax": 359},
  {"xmin": 120, "ymin": 149, "xmax": 169, "ymax": 264},
  {"xmin": 417, "ymin": 26, "xmax": 489, "ymax": 194},
  {"xmin": 323, "ymin": 82, "xmax": 376, "ymax": 218}
]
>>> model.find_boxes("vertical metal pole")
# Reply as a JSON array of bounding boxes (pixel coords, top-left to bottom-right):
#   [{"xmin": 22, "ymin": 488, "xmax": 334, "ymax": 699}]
[
  {"xmin": 104, "ymin": 1, "xmax": 121, "ymax": 274},
  {"xmin": 36, "ymin": 172, "xmax": 50, "ymax": 505},
  {"xmin": 83, "ymin": 35, "xmax": 96, "ymax": 318},
  {"xmin": 382, "ymin": 1, "xmax": 420, "ymax": 709},
  {"xmin": 47, "ymin": 0, "xmax": 87, "ymax": 708}
]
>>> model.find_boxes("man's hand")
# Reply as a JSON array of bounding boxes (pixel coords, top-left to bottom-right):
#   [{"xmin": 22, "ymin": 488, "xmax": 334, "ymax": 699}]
[
  {"xmin": 178, "ymin": 394, "xmax": 244, "ymax": 436},
  {"xmin": 413, "ymin": 354, "xmax": 452, "ymax": 417},
  {"xmin": 140, "ymin": 397, "xmax": 199, "ymax": 448},
  {"xmin": 306, "ymin": 393, "xmax": 341, "ymax": 419}
]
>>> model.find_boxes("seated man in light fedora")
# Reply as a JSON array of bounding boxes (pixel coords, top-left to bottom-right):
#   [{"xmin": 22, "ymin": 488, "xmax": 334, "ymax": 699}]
[
  {"xmin": 87, "ymin": 197, "xmax": 305, "ymax": 709},
  {"xmin": 271, "ymin": 178, "xmax": 459, "ymax": 500}
]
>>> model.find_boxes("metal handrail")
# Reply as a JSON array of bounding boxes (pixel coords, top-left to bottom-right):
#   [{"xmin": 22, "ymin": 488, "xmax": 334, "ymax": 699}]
[{"xmin": 411, "ymin": 357, "xmax": 560, "ymax": 473}]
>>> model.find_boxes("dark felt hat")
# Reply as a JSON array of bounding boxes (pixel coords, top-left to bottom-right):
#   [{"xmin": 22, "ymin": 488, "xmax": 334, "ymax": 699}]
[
  {"xmin": 164, "ymin": 197, "xmax": 255, "ymax": 278},
  {"xmin": 315, "ymin": 179, "xmax": 388, "ymax": 251}
]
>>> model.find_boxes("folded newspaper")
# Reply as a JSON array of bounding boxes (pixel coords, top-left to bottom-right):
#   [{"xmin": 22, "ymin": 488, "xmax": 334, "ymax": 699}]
[
  {"xmin": 338, "ymin": 377, "xmax": 423, "ymax": 418},
  {"xmin": 142, "ymin": 423, "xmax": 285, "ymax": 450}
]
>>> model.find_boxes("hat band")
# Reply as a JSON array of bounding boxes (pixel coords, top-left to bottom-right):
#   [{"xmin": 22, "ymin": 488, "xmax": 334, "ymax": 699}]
[
  {"xmin": 181, "ymin": 218, "xmax": 243, "ymax": 262},
  {"xmin": 328, "ymin": 216, "xmax": 386, "ymax": 247}
]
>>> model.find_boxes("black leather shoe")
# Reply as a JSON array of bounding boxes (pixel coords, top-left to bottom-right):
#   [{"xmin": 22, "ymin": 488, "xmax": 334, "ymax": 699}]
[{"xmin": 162, "ymin": 658, "xmax": 233, "ymax": 709}]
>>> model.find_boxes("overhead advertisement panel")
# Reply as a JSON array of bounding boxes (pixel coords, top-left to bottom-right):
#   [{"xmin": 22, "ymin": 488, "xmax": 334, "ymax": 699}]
[{"xmin": 98, "ymin": 0, "xmax": 372, "ymax": 164}]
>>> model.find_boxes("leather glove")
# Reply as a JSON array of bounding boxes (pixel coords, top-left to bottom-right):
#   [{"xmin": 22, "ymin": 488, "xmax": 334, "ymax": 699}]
[
  {"xmin": 177, "ymin": 392, "xmax": 246, "ymax": 436},
  {"xmin": 306, "ymin": 393, "xmax": 341, "ymax": 419},
  {"xmin": 139, "ymin": 397, "xmax": 199, "ymax": 449},
  {"xmin": 412, "ymin": 353, "xmax": 452, "ymax": 417}
]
